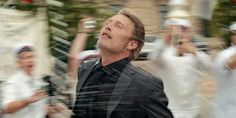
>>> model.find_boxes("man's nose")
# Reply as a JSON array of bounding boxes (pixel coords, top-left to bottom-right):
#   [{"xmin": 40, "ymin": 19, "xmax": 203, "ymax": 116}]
[
  {"xmin": 105, "ymin": 26, "xmax": 111, "ymax": 31},
  {"xmin": 27, "ymin": 59, "xmax": 34, "ymax": 63},
  {"xmin": 105, "ymin": 23, "xmax": 112, "ymax": 31}
]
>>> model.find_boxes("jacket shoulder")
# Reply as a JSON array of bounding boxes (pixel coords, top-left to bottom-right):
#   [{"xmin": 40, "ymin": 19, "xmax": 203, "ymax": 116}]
[
  {"xmin": 77, "ymin": 59, "xmax": 99, "ymax": 77},
  {"xmin": 80, "ymin": 59, "xmax": 98, "ymax": 69},
  {"xmin": 129, "ymin": 65, "xmax": 164, "ymax": 90}
]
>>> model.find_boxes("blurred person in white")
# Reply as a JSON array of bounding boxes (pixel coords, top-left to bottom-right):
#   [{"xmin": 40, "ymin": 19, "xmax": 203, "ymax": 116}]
[
  {"xmin": 148, "ymin": 18, "xmax": 211, "ymax": 118},
  {"xmin": 71, "ymin": 8, "xmax": 173, "ymax": 118},
  {"xmin": 211, "ymin": 22, "xmax": 236, "ymax": 118},
  {"xmin": 1, "ymin": 43, "xmax": 61, "ymax": 118}
]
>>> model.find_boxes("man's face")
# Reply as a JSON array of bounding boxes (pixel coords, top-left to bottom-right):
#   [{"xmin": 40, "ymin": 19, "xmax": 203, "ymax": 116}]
[
  {"xmin": 176, "ymin": 38, "xmax": 191, "ymax": 55},
  {"xmin": 17, "ymin": 51, "xmax": 35, "ymax": 75},
  {"xmin": 97, "ymin": 14, "xmax": 135, "ymax": 54},
  {"xmin": 173, "ymin": 26, "xmax": 189, "ymax": 38},
  {"xmin": 166, "ymin": 25, "xmax": 190, "ymax": 45}
]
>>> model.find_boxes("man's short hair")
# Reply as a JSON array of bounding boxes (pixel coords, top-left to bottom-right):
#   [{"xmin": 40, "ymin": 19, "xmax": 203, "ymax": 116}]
[
  {"xmin": 118, "ymin": 8, "xmax": 145, "ymax": 60},
  {"xmin": 16, "ymin": 46, "xmax": 33, "ymax": 55}
]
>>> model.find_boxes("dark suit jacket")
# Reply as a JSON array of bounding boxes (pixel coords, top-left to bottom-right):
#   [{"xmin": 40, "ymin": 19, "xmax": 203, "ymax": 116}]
[{"xmin": 72, "ymin": 59, "xmax": 173, "ymax": 118}]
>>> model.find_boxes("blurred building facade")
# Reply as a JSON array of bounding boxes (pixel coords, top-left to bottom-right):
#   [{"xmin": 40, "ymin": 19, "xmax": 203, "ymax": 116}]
[
  {"xmin": 109, "ymin": 0, "xmax": 167, "ymax": 35},
  {"xmin": 109, "ymin": 0, "xmax": 205, "ymax": 35}
]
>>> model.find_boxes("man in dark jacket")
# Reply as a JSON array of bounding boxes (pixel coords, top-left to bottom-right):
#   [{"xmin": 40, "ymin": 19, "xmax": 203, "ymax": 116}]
[{"xmin": 71, "ymin": 8, "xmax": 173, "ymax": 118}]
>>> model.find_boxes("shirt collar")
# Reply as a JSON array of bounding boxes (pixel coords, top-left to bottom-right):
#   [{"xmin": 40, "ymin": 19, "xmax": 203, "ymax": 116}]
[{"xmin": 95, "ymin": 57, "xmax": 130, "ymax": 75}]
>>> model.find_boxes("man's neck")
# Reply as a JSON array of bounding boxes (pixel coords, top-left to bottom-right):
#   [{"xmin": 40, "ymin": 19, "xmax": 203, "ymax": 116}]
[
  {"xmin": 22, "ymin": 69, "xmax": 33, "ymax": 77},
  {"xmin": 100, "ymin": 53, "xmax": 129, "ymax": 66}
]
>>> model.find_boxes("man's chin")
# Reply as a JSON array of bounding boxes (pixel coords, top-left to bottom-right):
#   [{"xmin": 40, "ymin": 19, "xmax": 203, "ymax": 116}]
[{"xmin": 26, "ymin": 66, "xmax": 34, "ymax": 72}]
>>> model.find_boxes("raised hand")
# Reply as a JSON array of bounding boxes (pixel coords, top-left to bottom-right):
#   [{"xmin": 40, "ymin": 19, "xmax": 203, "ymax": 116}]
[
  {"xmin": 78, "ymin": 18, "xmax": 96, "ymax": 33},
  {"xmin": 177, "ymin": 39, "xmax": 197, "ymax": 55},
  {"xmin": 26, "ymin": 90, "xmax": 47, "ymax": 104}
]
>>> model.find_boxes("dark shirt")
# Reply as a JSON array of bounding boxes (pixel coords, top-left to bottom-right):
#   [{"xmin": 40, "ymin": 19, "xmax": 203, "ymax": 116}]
[{"xmin": 74, "ymin": 58, "xmax": 129, "ymax": 118}]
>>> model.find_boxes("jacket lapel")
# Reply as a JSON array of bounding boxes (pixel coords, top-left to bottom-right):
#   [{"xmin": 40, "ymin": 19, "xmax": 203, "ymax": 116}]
[
  {"xmin": 107, "ymin": 63, "xmax": 136, "ymax": 118},
  {"xmin": 76, "ymin": 60, "xmax": 99, "ymax": 92}
]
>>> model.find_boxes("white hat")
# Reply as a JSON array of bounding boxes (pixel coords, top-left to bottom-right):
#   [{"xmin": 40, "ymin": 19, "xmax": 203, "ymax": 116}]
[
  {"xmin": 164, "ymin": 18, "xmax": 191, "ymax": 28},
  {"xmin": 14, "ymin": 42, "xmax": 34, "ymax": 55},
  {"xmin": 230, "ymin": 23, "xmax": 236, "ymax": 31},
  {"xmin": 164, "ymin": 18, "xmax": 179, "ymax": 28},
  {"xmin": 176, "ymin": 19, "xmax": 191, "ymax": 28}
]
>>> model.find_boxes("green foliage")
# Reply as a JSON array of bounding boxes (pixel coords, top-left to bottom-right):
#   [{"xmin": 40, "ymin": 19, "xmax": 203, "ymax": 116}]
[{"xmin": 210, "ymin": 0, "xmax": 236, "ymax": 47}]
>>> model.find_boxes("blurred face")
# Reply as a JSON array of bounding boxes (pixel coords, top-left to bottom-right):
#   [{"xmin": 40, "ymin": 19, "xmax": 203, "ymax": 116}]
[
  {"xmin": 165, "ymin": 25, "xmax": 190, "ymax": 46},
  {"xmin": 171, "ymin": 25, "xmax": 189, "ymax": 37},
  {"xmin": 231, "ymin": 31, "xmax": 236, "ymax": 45},
  {"xmin": 97, "ymin": 14, "xmax": 135, "ymax": 55},
  {"xmin": 176, "ymin": 38, "xmax": 191, "ymax": 55},
  {"xmin": 17, "ymin": 51, "xmax": 35, "ymax": 76}
]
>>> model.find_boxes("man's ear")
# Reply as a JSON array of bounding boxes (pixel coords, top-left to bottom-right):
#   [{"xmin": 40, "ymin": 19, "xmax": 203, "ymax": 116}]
[{"xmin": 127, "ymin": 40, "xmax": 138, "ymax": 50}]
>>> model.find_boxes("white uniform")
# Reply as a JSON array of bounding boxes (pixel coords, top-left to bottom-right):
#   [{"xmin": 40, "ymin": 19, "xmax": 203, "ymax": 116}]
[
  {"xmin": 149, "ymin": 40, "xmax": 211, "ymax": 118},
  {"xmin": 1, "ymin": 70, "xmax": 47, "ymax": 118},
  {"xmin": 211, "ymin": 46, "xmax": 236, "ymax": 118}
]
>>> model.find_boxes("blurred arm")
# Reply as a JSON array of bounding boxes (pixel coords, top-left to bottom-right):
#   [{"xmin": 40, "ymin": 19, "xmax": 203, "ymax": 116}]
[
  {"xmin": 181, "ymin": 41, "xmax": 211, "ymax": 71},
  {"xmin": 68, "ymin": 32, "xmax": 89, "ymax": 80},
  {"xmin": 2, "ymin": 91, "xmax": 46, "ymax": 114},
  {"xmin": 212, "ymin": 49, "xmax": 234, "ymax": 76},
  {"xmin": 225, "ymin": 53, "xmax": 236, "ymax": 70},
  {"xmin": 148, "ymin": 39, "xmax": 169, "ymax": 65},
  {"xmin": 148, "ymin": 29, "xmax": 172, "ymax": 63},
  {"xmin": 3, "ymin": 99, "xmax": 29, "ymax": 114},
  {"xmin": 68, "ymin": 18, "xmax": 94, "ymax": 80}
]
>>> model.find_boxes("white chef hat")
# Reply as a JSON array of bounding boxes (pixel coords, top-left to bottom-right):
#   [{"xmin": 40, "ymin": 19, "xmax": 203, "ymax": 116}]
[
  {"xmin": 14, "ymin": 42, "xmax": 34, "ymax": 55},
  {"xmin": 230, "ymin": 22, "xmax": 236, "ymax": 31},
  {"xmin": 164, "ymin": 18, "xmax": 191, "ymax": 28}
]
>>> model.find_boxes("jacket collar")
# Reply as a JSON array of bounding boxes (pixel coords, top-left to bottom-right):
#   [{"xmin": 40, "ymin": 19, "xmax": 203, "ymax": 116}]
[
  {"xmin": 76, "ymin": 60, "xmax": 136, "ymax": 118},
  {"xmin": 107, "ymin": 63, "xmax": 136, "ymax": 118}
]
